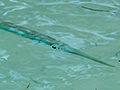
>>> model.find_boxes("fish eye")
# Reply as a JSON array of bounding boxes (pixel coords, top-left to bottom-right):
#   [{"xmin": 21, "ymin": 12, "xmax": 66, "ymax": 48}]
[
  {"xmin": 52, "ymin": 44, "xmax": 58, "ymax": 49},
  {"xmin": 52, "ymin": 46, "xmax": 56, "ymax": 49}
]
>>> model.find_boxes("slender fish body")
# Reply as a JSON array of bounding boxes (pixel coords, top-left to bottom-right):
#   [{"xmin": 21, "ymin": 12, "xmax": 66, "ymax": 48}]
[
  {"xmin": 0, "ymin": 19, "xmax": 114, "ymax": 67},
  {"xmin": 0, "ymin": 19, "xmax": 58, "ymax": 45}
]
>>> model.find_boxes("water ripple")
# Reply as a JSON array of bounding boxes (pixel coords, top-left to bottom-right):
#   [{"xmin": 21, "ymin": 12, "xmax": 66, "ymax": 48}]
[
  {"xmin": 3, "ymin": 6, "xmax": 27, "ymax": 16},
  {"xmin": 0, "ymin": 0, "xmax": 120, "ymax": 90},
  {"xmin": 0, "ymin": 49, "xmax": 10, "ymax": 63}
]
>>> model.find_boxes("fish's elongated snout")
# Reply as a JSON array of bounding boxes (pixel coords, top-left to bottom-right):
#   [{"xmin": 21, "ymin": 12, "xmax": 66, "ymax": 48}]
[{"xmin": 61, "ymin": 45, "xmax": 115, "ymax": 67}]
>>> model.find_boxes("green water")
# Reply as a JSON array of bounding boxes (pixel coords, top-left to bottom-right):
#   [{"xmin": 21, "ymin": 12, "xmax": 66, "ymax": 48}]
[{"xmin": 0, "ymin": 0, "xmax": 120, "ymax": 90}]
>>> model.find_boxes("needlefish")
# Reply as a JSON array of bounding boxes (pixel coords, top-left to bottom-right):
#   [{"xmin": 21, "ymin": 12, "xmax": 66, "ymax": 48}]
[{"xmin": 0, "ymin": 19, "xmax": 115, "ymax": 67}]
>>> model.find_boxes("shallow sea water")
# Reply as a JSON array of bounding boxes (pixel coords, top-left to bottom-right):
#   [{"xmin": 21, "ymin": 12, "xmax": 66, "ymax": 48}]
[{"xmin": 0, "ymin": 0, "xmax": 120, "ymax": 90}]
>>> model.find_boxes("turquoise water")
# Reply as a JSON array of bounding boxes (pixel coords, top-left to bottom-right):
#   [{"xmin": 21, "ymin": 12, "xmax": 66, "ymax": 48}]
[{"xmin": 0, "ymin": 0, "xmax": 120, "ymax": 90}]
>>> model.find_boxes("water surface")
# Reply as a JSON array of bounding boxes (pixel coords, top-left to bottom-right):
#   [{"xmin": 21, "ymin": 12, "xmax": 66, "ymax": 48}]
[{"xmin": 0, "ymin": 0, "xmax": 120, "ymax": 90}]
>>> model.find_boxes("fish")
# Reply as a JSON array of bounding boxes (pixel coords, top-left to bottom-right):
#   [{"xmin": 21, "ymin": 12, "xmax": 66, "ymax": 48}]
[
  {"xmin": 81, "ymin": 6, "xmax": 116, "ymax": 15},
  {"xmin": 23, "ymin": 83, "xmax": 30, "ymax": 90},
  {"xmin": 29, "ymin": 77, "xmax": 40, "ymax": 84},
  {"xmin": 81, "ymin": 6, "xmax": 110, "ymax": 12},
  {"xmin": 0, "ymin": 19, "xmax": 115, "ymax": 67}
]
